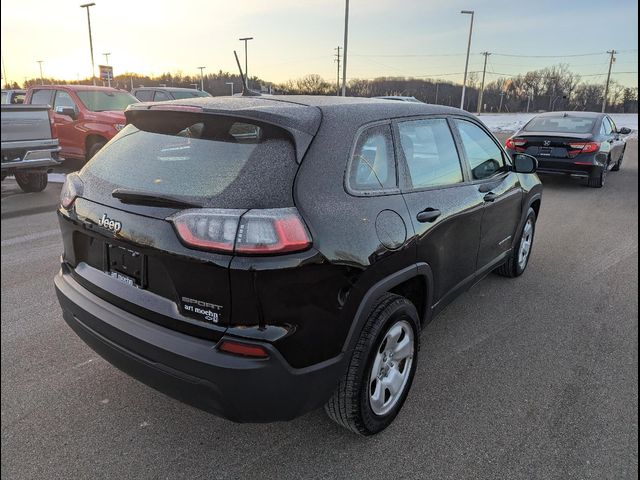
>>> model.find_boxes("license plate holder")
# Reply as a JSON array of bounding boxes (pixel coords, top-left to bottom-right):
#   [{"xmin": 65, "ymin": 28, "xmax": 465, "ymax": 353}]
[
  {"xmin": 107, "ymin": 243, "xmax": 145, "ymax": 287},
  {"xmin": 538, "ymin": 147, "xmax": 553, "ymax": 157}
]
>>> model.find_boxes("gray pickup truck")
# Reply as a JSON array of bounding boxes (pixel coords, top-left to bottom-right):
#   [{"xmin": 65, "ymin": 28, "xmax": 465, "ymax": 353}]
[{"xmin": 1, "ymin": 104, "xmax": 61, "ymax": 192}]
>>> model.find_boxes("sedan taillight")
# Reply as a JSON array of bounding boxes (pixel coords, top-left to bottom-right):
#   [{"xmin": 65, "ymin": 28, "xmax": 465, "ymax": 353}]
[
  {"xmin": 568, "ymin": 141, "xmax": 600, "ymax": 154},
  {"xmin": 170, "ymin": 207, "xmax": 311, "ymax": 255},
  {"xmin": 505, "ymin": 137, "xmax": 527, "ymax": 151}
]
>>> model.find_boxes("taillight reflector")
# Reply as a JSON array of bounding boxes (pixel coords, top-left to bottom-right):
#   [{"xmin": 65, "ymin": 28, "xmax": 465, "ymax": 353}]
[{"xmin": 218, "ymin": 340, "xmax": 269, "ymax": 358}]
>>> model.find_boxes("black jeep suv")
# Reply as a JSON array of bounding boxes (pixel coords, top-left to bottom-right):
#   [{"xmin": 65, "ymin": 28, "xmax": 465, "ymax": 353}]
[{"xmin": 54, "ymin": 96, "xmax": 542, "ymax": 435}]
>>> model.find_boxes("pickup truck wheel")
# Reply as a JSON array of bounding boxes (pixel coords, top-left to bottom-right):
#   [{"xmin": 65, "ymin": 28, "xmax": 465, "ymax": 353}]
[
  {"xmin": 325, "ymin": 293, "xmax": 420, "ymax": 435},
  {"xmin": 495, "ymin": 207, "xmax": 537, "ymax": 278},
  {"xmin": 87, "ymin": 141, "xmax": 106, "ymax": 161},
  {"xmin": 15, "ymin": 171, "xmax": 48, "ymax": 193}
]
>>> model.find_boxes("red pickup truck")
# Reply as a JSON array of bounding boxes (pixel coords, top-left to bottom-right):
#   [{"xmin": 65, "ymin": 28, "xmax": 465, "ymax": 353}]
[{"xmin": 24, "ymin": 85, "xmax": 138, "ymax": 162}]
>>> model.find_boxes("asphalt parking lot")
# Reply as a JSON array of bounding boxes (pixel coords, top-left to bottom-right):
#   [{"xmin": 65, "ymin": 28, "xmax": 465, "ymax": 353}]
[{"xmin": 1, "ymin": 138, "xmax": 638, "ymax": 480}]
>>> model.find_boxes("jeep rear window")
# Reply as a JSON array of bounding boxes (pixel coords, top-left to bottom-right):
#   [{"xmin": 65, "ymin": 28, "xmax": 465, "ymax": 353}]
[{"xmin": 82, "ymin": 112, "xmax": 298, "ymax": 208}]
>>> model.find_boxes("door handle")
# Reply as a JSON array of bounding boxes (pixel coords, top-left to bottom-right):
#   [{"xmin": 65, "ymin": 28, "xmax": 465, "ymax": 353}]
[
  {"xmin": 416, "ymin": 208, "xmax": 441, "ymax": 223},
  {"xmin": 483, "ymin": 192, "xmax": 498, "ymax": 202}
]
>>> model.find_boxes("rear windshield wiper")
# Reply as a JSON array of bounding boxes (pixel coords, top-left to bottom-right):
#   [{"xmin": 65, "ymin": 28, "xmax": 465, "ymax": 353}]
[{"xmin": 112, "ymin": 188, "xmax": 202, "ymax": 209}]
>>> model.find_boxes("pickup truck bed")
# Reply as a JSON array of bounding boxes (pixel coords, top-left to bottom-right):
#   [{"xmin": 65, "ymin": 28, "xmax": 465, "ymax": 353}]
[{"xmin": 1, "ymin": 104, "xmax": 62, "ymax": 192}]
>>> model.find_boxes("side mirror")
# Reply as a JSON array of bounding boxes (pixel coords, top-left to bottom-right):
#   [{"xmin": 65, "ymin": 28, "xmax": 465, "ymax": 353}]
[
  {"xmin": 55, "ymin": 106, "xmax": 77, "ymax": 119},
  {"xmin": 618, "ymin": 127, "xmax": 632, "ymax": 135},
  {"xmin": 512, "ymin": 154, "xmax": 538, "ymax": 174}
]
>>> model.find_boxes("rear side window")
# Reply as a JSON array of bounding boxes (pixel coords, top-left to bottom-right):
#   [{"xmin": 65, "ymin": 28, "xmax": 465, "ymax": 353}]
[
  {"xmin": 11, "ymin": 92, "xmax": 25, "ymax": 104},
  {"xmin": 83, "ymin": 112, "xmax": 298, "ymax": 208},
  {"xmin": 154, "ymin": 90, "xmax": 171, "ymax": 101},
  {"xmin": 398, "ymin": 118, "xmax": 463, "ymax": 189},
  {"xmin": 602, "ymin": 117, "xmax": 614, "ymax": 135},
  {"xmin": 54, "ymin": 91, "xmax": 76, "ymax": 110},
  {"xmin": 348, "ymin": 124, "xmax": 396, "ymax": 192},
  {"xmin": 135, "ymin": 90, "xmax": 154, "ymax": 101},
  {"xmin": 30, "ymin": 89, "xmax": 53, "ymax": 106},
  {"xmin": 455, "ymin": 120, "xmax": 506, "ymax": 180}
]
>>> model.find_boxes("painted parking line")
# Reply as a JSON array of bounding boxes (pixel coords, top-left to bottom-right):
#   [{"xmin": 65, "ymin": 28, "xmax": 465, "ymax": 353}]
[{"xmin": 1, "ymin": 229, "xmax": 60, "ymax": 247}]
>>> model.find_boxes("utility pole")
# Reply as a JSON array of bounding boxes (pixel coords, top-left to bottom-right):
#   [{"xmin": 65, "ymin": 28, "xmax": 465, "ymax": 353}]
[
  {"xmin": 102, "ymin": 52, "xmax": 111, "ymax": 87},
  {"xmin": 334, "ymin": 46, "xmax": 341, "ymax": 96},
  {"xmin": 602, "ymin": 49, "xmax": 616, "ymax": 113},
  {"xmin": 80, "ymin": 3, "xmax": 96, "ymax": 85},
  {"xmin": 1, "ymin": 55, "xmax": 8, "ymax": 88},
  {"xmin": 226, "ymin": 81, "xmax": 234, "ymax": 96},
  {"xmin": 477, "ymin": 51, "xmax": 490, "ymax": 114},
  {"xmin": 197, "ymin": 66, "xmax": 206, "ymax": 91},
  {"xmin": 435, "ymin": 83, "xmax": 439, "ymax": 104},
  {"xmin": 526, "ymin": 91, "xmax": 533, "ymax": 113},
  {"xmin": 341, "ymin": 0, "xmax": 349, "ymax": 96},
  {"xmin": 499, "ymin": 91, "xmax": 505, "ymax": 113},
  {"xmin": 37, "ymin": 60, "xmax": 44, "ymax": 85},
  {"xmin": 460, "ymin": 10, "xmax": 475, "ymax": 110},
  {"xmin": 239, "ymin": 37, "xmax": 253, "ymax": 82}
]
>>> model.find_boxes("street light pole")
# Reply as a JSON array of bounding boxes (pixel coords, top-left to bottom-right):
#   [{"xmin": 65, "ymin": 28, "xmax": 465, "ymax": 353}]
[
  {"xmin": 197, "ymin": 66, "xmax": 206, "ymax": 91},
  {"xmin": 103, "ymin": 52, "xmax": 111, "ymax": 87},
  {"xmin": 80, "ymin": 3, "xmax": 97, "ymax": 86},
  {"xmin": 460, "ymin": 10, "xmax": 474, "ymax": 110},
  {"xmin": 341, "ymin": 0, "xmax": 349, "ymax": 97},
  {"xmin": 239, "ymin": 37, "xmax": 253, "ymax": 83},
  {"xmin": 37, "ymin": 60, "xmax": 44, "ymax": 85},
  {"xmin": 225, "ymin": 82, "xmax": 234, "ymax": 96}
]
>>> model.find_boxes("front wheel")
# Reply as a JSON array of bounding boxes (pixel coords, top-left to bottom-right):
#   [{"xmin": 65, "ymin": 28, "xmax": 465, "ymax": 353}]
[
  {"xmin": 611, "ymin": 147, "xmax": 626, "ymax": 171},
  {"xmin": 15, "ymin": 170, "xmax": 48, "ymax": 193},
  {"xmin": 325, "ymin": 293, "xmax": 420, "ymax": 435},
  {"xmin": 86, "ymin": 140, "xmax": 106, "ymax": 161},
  {"xmin": 495, "ymin": 207, "xmax": 537, "ymax": 278}
]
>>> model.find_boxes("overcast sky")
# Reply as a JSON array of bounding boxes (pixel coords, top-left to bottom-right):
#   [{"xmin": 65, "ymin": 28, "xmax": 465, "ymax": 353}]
[{"xmin": 1, "ymin": 0, "xmax": 638, "ymax": 87}]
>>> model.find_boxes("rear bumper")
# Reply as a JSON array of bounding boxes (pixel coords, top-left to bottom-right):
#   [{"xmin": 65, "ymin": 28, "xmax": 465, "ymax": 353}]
[
  {"xmin": 1, "ymin": 146, "xmax": 62, "ymax": 171},
  {"xmin": 534, "ymin": 155, "xmax": 601, "ymax": 178},
  {"xmin": 54, "ymin": 264, "xmax": 345, "ymax": 423}
]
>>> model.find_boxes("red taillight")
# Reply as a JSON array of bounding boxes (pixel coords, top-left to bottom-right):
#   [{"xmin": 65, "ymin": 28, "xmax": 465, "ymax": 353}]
[
  {"xmin": 235, "ymin": 209, "xmax": 311, "ymax": 254},
  {"xmin": 568, "ymin": 141, "xmax": 600, "ymax": 154},
  {"xmin": 60, "ymin": 173, "xmax": 83, "ymax": 209},
  {"xmin": 48, "ymin": 110, "xmax": 58, "ymax": 139},
  {"xmin": 218, "ymin": 340, "xmax": 269, "ymax": 358},
  {"xmin": 170, "ymin": 207, "xmax": 312, "ymax": 255},
  {"xmin": 172, "ymin": 209, "xmax": 242, "ymax": 252},
  {"xmin": 505, "ymin": 137, "xmax": 526, "ymax": 151}
]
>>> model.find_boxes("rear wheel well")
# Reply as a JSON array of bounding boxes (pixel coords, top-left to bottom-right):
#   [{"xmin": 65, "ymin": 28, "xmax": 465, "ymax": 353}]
[{"xmin": 389, "ymin": 276, "xmax": 426, "ymax": 326}]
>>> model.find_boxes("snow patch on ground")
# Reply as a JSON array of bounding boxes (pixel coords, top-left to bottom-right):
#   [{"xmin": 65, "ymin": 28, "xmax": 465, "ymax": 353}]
[
  {"xmin": 47, "ymin": 173, "xmax": 67, "ymax": 183},
  {"xmin": 478, "ymin": 113, "xmax": 639, "ymax": 139}
]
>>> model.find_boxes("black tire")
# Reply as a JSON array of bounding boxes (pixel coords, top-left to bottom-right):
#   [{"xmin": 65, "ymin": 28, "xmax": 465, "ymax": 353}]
[
  {"xmin": 495, "ymin": 207, "xmax": 537, "ymax": 278},
  {"xmin": 611, "ymin": 147, "xmax": 625, "ymax": 172},
  {"xmin": 14, "ymin": 170, "xmax": 48, "ymax": 193},
  {"xmin": 86, "ymin": 140, "xmax": 106, "ymax": 161},
  {"xmin": 325, "ymin": 293, "xmax": 420, "ymax": 435},
  {"xmin": 587, "ymin": 165, "xmax": 606, "ymax": 188}
]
